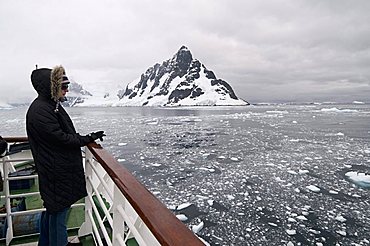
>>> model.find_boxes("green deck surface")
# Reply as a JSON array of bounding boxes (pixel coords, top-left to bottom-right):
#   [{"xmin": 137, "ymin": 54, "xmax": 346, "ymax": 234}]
[
  {"xmin": 1, "ymin": 169, "xmax": 88, "ymax": 245},
  {"xmin": 1, "ymin": 162, "xmax": 140, "ymax": 245}
]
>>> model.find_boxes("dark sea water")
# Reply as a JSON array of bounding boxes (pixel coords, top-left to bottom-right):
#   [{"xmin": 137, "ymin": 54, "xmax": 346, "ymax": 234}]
[{"xmin": 1, "ymin": 104, "xmax": 370, "ymax": 245}]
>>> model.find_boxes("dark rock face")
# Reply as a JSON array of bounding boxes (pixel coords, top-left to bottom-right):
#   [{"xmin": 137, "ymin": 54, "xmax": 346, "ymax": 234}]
[
  {"xmin": 211, "ymin": 79, "xmax": 238, "ymax": 100},
  {"xmin": 118, "ymin": 46, "xmax": 248, "ymax": 106},
  {"xmin": 168, "ymin": 88, "xmax": 192, "ymax": 103}
]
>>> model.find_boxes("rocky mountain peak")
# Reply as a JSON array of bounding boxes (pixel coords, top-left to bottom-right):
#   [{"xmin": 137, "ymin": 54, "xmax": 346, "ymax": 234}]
[
  {"xmin": 172, "ymin": 46, "xmax": 192, "ymax": 70},
  {"xmin": 117, "ymin": 46, "xmax": 248, "ymax": 106}
]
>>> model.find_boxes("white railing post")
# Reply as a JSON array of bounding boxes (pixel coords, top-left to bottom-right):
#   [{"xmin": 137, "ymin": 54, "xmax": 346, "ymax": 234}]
[
  {"xmin": 112, "ymin": 185, "xmax": 160, "ymax": 246},
  {"xmin": 78, "ymin": 147, "xmax": 93, "ymax": 237},
  {"xmin": 112, "ymin": 186, "xmax": 125, "ymax": 246},
  {"xmin": 3, "ymin": 156, "xmax": 14, "ymax": 246}
]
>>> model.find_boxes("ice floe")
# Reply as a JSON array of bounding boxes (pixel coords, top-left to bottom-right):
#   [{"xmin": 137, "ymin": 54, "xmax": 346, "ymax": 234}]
[
  {"xmin": 286, "ymin": 229, "xmax": 297, "ymax": 235},
  {"xmin": 308, "ymin": 229, "xmax": 320, "ymax": 235},
  {"xmin": 150, "ymin": 163, "xmax": 162, "ymax": 167},
  {"xmin": 207, "ymin": 200, "xmax": 214, "ymax": 206},
  {"xmin": 306, "ymin": 185, "xmax": 320, "ymax": 192},
  {"xmin": 195, "ymin": 195, "xmax": 208, "ymax": 200},
  {"xmin": 345, "ymin": 171, "xmax": 370, "ymax": 188},
  {"xmin": 287, "ymin": 218, "xmax": 297, "ymax": 223},
  {"xmin": 363, "ymin": 239, "xmax": 370, "ymax": 244},
  {"xmin": 176, "ymin": 214, "xmax": 188, "ymax": 221},
  {"xmin": 336, "ymin": 230, "xmax": 347, "ymax": 236},
  {"xmin": 226, "ymin": 195, "xmax": 235, "ymax": 200},
  {"xmin": 177, "ymin": 202, "xmax": 192, "ymax": 210},
  {"xmin": 192, "ymin": 221, "xmax": 204, "ymax": 233},
  {"xmin": 352, "ymin": 101, "xmax": 365, "ymax": 104},
  {"xmin": 266, "ymin": 110, "xmax": 289, "ymax": 114},
  {"xmin": 199, "ymin": 167, "xmax": 216, "ymax": 172},
  {"xmin": 287, "ymin": 170, "xmax": 298, "ymax": 175},
  {"xmin": 146, "ymin": 120, "xmax": 159, "ymax": 125},
  {"xmin": 275, "ymin": 177, "xmax": 285, "ymax": 182},
  {"xmin": 321, "ymin": 107, "xmax": 358, "ymax": 113},
  {"xmin": 335, "ymin": 214, "xmax": 347, "ymax": 222},
  {"xmin": 296, "ymin": 215, "xmax": 308, "ymax": 221},
  {"xmin": 298, "ymin": 170, "xmax": 309, "ymax": 174}
]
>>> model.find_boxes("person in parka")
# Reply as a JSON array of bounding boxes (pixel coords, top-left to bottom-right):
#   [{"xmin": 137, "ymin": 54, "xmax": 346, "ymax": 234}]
[{"xmin": 26, "ymin": 65, "xmax": 105, "ymax": 246}]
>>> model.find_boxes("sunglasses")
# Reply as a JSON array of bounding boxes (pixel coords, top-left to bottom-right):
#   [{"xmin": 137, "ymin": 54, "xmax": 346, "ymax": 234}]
[{"xmin": 61, "ymin": 84, "xmax": 69, "ymax": 90}]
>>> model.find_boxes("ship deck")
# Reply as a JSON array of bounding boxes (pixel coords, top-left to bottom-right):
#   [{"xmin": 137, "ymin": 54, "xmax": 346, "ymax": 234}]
[{"xmin": 1, "ymin": 137, "xmax": 204, "ymax": 246}]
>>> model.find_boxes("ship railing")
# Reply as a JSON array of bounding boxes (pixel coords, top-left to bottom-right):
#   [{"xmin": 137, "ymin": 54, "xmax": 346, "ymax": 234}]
[
  {"xmin": 0, "ymin": 137, "xmax": 84, "ymax": 245},
  {"xmin": 1, "ymin": 155, "xmax": 41, "ymax": 246},
  {"xmin": 1, "ymin": 137, "xmax": 204, "ymax": 246},
  {"xmin": 1, "ymin": 137, "xmax": 39, "ymax": 245}
]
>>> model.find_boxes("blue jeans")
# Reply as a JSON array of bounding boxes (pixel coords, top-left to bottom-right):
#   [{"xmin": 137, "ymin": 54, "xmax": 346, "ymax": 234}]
[{"xmin": 38, "ymin": 207, "xmax": 70, "ymax": 246}]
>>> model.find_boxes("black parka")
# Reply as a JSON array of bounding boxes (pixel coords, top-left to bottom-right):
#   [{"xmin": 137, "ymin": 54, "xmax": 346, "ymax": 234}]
[{"xmin": 26, "ymin": 67, "xmax": 91, "ymax": 213}]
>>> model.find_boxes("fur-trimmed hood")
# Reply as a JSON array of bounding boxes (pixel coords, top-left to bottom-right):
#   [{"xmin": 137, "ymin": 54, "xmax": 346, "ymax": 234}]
[
  {"xmin": 50, "ymin": 65, "xmax": 66, "ymax": 102},
  {"xmin": 30, "ymin": 65, "xmax": 67, "ymax": 102}
]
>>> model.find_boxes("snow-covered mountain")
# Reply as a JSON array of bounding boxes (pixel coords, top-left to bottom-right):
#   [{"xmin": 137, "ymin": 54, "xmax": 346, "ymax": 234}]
[
  {"xmin": 62, "ymin": 81, "xmax": 93, "ymax": 107},
  {"xmin": 0, "ymin": 101, "xmax": 12, "ymax": 109},
  {"xmin": 116, "ymin": 46, "xmax": 248, "ymax": 106}
]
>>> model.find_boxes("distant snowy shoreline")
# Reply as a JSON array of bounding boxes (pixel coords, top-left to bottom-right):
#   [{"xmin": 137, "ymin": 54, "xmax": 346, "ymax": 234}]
[{"xmin": 1, "ymin": 101, "xmax": 369, "ymax": 109}]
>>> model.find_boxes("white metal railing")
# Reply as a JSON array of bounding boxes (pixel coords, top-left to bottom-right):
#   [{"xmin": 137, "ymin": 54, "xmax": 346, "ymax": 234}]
[
  {"xmin": 0, "ymin": 149, "xmax": 83, "ymax": 245},
  {"xmin": 80, "ymin": 143, "xmax": 204, "ymax": 245},
  {"xmin": 0, "ymin": 152, "xmax": 42, "ymax": 245},
  {"xmin": 79, "ymin": 146, "xmax": 160, "ymax": 246},
  {"xmin": 1, "ymin": 138, "xmax": 204, "ymax": 246}
]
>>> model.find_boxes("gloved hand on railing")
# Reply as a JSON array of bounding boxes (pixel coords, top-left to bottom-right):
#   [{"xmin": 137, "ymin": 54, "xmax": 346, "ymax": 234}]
[
  {"xmin": 89, "ymin": 131, "xmax": 106, "ymax": 142},
  {"xmin": 0, "ymin": 136, "xmax": 8, "ymax": 157}
]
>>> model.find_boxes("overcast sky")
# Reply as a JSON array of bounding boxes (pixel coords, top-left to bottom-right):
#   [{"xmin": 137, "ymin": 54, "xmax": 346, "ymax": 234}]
[{"xmin": 1, "ymin": 0, "xmax": 369, "ymax": 104}]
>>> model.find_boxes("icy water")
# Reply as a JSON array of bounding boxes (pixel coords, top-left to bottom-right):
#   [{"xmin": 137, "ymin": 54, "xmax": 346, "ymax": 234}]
[{"xmin": 1, "ymin": 104, "xmax": 370, "ymax": 245}]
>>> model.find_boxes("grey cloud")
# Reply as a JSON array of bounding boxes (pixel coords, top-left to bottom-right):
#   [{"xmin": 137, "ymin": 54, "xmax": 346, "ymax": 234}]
[{"xmin": 1, "ymin": 0, "xmax": 369, "ymax": 104}]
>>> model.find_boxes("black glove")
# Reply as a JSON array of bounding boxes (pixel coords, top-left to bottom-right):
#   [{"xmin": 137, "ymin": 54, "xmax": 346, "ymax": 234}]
[
  {"xmin": 89, "ymin": 131, "xmax": 106, "ymax": 141},
  {"xmin": 0, "ymin": 136, "xmax": 8, "ymax": 157}
]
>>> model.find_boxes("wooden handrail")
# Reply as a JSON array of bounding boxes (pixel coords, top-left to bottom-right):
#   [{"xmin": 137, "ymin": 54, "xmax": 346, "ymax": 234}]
[
  {"xmin": 87, "ymin": 142, "xmax": 204, "ymax": 246},
  {"xmin": 2, "ymin": 137, "xmax": 28, "ymax": 143},
  {"xmin": 2, "ymin": 137, "xmax": 204, "ymax": 245}
]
